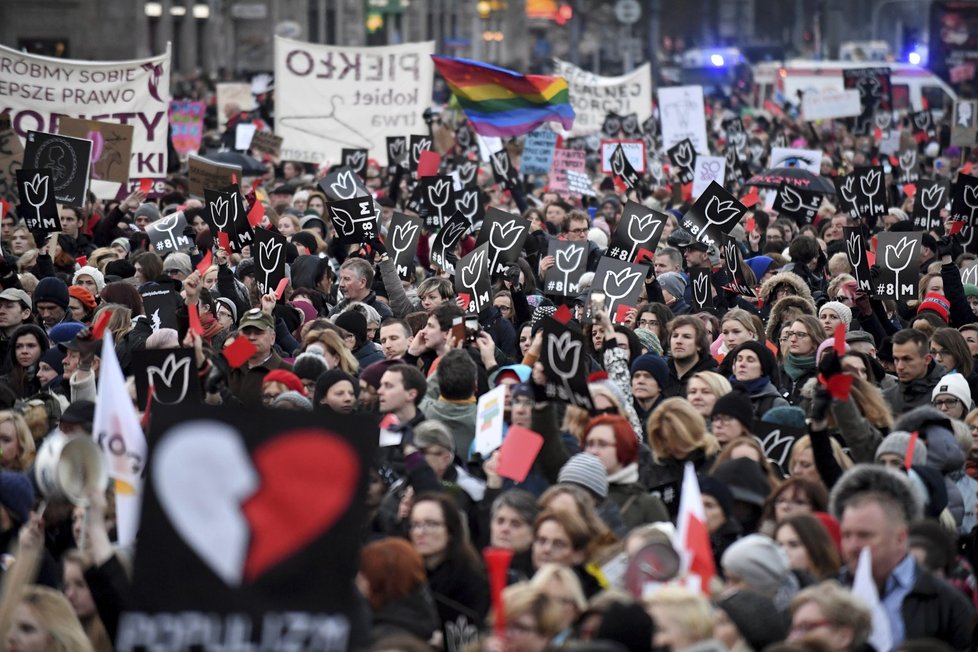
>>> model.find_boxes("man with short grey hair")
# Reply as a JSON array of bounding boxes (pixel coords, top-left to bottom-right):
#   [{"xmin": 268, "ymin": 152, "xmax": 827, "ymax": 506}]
[{"xmin": 331, "ymin": 257, "xmax": 392, "ymax": 320}]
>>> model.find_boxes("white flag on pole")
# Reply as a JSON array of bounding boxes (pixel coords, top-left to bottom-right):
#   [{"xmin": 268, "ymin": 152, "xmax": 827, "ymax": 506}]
[
  {"xmin": 92, "ymin": 331, "xmax": 146, "ymax": 546},
  {"xmin": 851, "ymin": 547, "xmax": 893, "ymax": 652}
]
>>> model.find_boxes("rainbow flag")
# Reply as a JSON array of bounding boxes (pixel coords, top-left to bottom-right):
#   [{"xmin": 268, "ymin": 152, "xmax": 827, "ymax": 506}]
[{"xmin": 432, "ymin": 56, "xmax": 575, "ymax": 137}]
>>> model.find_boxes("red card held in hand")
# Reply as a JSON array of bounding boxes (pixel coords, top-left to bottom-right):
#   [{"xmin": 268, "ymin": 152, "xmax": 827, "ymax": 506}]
[
  {"xmin": 195, "ymin": 250, "xmax": 213, "ymax": 275},
  {"xmin": 902, "ymin": 183, "xmax": 916, "ymax": 197},
  {"xmin": 497, "ymin": 426, "xmax": 544, "ymax": 483},
  {"xmin": 139, "ymin": 178, "xmax": 153, "ymax": 194},
  {"xmin": 826, "ymin": 374, "xmax": 853, "ymax": 401},
  {"xmin": 905, "ymin": 431, "xmax": 919, "ymax": 470},
  {"xmin": 746, "ymin": 216, "xmax": 756, "ymax": 233},
  {"xmin": 417, "ymin": 150, "xmax": 441, "ymax": 178},
  {"xmin": 274, "ymin": 277, "xmax": 289, "ymax": 300},
  {"xmin": 614, "ymin": 304, "xmax": 633, "ymax": 323},
  {"xmin": 188, "ymin": 303, "xmax": 204, "ymax": 335},
  {"xmin": 457, "ymin": 293, "xmax": 471, "ymax": 311},
  {"xmin": 91, "ymin": 311, "xmax": 112, "ymax": 340},
  {"xmin": 833, "ymin": 323, "xmax": 846, "ymax": 356},
  {"xmin": 217, "ymin": 231, "xmax": 232, "ymax": 253},
  {"xmin": 247, "ymin": 200, "xmax": 265, "ymax": 227},
  {"xmin": 950, "ymin": 220, "xmax": 966, "ymax": 236},
  {"xmin": 553, "ymin": 304, "xmax": 572, "ymax": 324},
  {"xmin": 222, "ymin": 336, "xmax": 257, "ymax": 369},
  {"xmin": 0, "ymin": 199, "xmax": 9, "ymax": 220},
  {"xmin": 740, "ymin": 187, "xmax": 759, "ymax": 208},
  {"xmin": 76, "ymin": 256, "xmax": 88, "ymax": 268}
]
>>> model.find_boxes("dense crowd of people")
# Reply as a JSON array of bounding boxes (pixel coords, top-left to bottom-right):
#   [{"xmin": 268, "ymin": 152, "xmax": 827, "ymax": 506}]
[{"xmin": 0, "ymin": 79, "xmax": 976, "ymax": 652}]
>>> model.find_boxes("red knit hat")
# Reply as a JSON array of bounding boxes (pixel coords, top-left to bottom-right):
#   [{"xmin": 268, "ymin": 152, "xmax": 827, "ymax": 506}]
[
  {"xmin": 813, "ymin": 511, "xmax": 842, "ymax": 554},
  {"xmin": 262, "ymin": 369, "xmax": 306, "ymax": 396},
  {"xmin": 68, "ymin": 285, "xmax": 97, "ymax": 311},
  {"xmin": 917, "ymin": 292, "xmax": 950, "ymax": 323}
]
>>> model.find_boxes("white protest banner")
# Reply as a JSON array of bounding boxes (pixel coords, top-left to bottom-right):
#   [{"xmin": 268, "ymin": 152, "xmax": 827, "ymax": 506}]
[
  {"xmin": 0, "ymin": 43, "xmax": 171, "ymax": 193},
  {"xmin": 692, "ymin": 156, "xmax": 726, "ymax": 199},
  {"xmin": 553, "ymin": 59, "xmax": 653, "ymax": 137},
  {"xmin": 801, "ymin": 88, "xmax": 862, "ymax": 122},
  {"xmin": 275, "ymin": 37, "xmax": 434, "ymax": 166},
  {"xmin": 657, "ymin": 85, "xmax": 708, "ymax": 154},
  {"xmin": 549, "ymin": 148, "xmax": 586, "ymax": 194},
  {"xmin": 600, "ymin": 140, "xmax": 646, "ymax": 173},
  {"xmin": 216, "ymin": 82, "xmax": 254, "ymax": 130}
]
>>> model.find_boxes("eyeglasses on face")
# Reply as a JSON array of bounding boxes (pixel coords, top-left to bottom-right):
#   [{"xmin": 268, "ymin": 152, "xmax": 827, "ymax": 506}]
[
  {"xmin": 785, "ymin": 331, "xmax": 811, "ymax": 340},
  {"xmin": 933, "ymin": 398, "xmax": 961, "ymax": 409},
  {"xmin": 409, "ymin": 520, "xmax": 445, "ymax": 531}
]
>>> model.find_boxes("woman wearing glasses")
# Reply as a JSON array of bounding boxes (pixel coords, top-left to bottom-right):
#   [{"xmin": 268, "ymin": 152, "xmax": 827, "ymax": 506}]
[
  {"xmin": 931, "ymin": 327, "xmax": 978, "ymax": 409},
  {"xmin": 408, "ymin": 492, "xmax": 489, "ymax": 652},
  {"xmin": 779, "ymin": 315, "xmax": 826, "ymax": 405},
  {"xmin": 931, "ymin": 373, "xmax": 974, "ymax": 421}
]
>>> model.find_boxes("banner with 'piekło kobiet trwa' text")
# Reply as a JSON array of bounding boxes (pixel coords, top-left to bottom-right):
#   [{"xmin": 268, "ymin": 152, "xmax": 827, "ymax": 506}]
[
  {"xmin": 0, "ymin": 43, "xmax": 171, "ymax": 192},
  {"xmin": 274, "ymin": 37, "xmax": 434, "ymax": 166}
]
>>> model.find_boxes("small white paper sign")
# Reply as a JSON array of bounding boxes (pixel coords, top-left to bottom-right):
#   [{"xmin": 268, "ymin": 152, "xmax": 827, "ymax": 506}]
[
  {"xmin": 692, "ymin": 156, "xmax": 726, "ymax": 199},
  {"xmin": 600, "ymin": 140, "xmax": 646, "ymax": 173},
  {"xmin": 475, "ymin": 384, "xmax": 507, "ymax": 457},
  {"xmin": 235, "ymin": 123, "xmax": 257, "ymax": 151}
]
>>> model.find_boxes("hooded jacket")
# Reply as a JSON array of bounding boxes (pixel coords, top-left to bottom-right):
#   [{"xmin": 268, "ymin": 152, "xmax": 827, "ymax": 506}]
[
  {"xmin": 759, "ymin": 272, "xmax": 814, "ymax": 312},
  {"xmin": 763, "ymin": 295, "xmax": 817, "ymax": 345},
  {"xmin": 368, "ymin": 584, "xmax": 440, "ymax": 644}
]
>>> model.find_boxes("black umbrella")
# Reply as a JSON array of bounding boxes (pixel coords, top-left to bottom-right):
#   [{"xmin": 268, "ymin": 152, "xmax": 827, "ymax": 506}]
[
  {"xmin": 745, "ymin": 166, "xmax": 836, "ymax": 195},
  {"xmin": 200, "ymin": 150, "xmax": 267, "ymax": 176}
]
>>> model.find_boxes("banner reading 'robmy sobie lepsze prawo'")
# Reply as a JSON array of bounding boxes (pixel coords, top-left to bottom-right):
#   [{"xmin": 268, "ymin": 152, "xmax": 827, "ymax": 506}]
[
  {"xmin": 275, "ymin": 36, "xmax": 434, "ymax": 167},
  {"xmin": 0, "ymin": 43, "xmax": 171, "ymax": 189}
]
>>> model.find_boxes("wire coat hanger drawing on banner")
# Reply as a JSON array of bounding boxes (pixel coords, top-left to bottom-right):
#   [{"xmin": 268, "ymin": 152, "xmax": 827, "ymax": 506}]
[{"xmin": 278, "ymin": 96, "xmax": 373, "ymax": 149}]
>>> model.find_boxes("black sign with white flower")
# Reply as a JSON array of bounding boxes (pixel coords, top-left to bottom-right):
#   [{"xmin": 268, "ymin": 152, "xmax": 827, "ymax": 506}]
[
  {"xmin": 475, "ymin": 207, "xmax": 530, "ymax": 276},
  {"xmin": 667, "ymin": 138, "xmax": 697, "ymax": 185},
  {"xmin": 912, "ymin": 179, "xmax": 949, "ymax": 231},
  {"xmin": 253, "ymin": 227, "xmax": 288, "ymax": 295},
  {"xmin": 16, "ymin": 169, "xmax": 59, "ymax": 232},
  {"xmin": 607, "ymin": 201, "xmax": 667, "ymax": 264},
  {"xmin": 680, "ymin": 181, "xmax": 746, "ymax": 250},
  {"xmin": 540, "ymin": 317, "xmax": 593, "ymax": 411},
  {"xmin": 340, "ymin": 148, "xmax": 368, "ymax": 180},
  {"xmin": 146, "ymin": 211, "xmax": 193, "ymax": 256},
  {"xmin": 387, "ymin": 212, "xmax": 424, "ymax": 281},
  {"xmin": 543, "ymin": 240, "xmax": 587, "ymax": 298},
  {"xmin": 455, "ymin": 242, "xmax": 492, "ymax": 314},
  {"xmin": 429, "ymin": 212, "xmax": 470, "ymax": 275},
  {"xmin": 772, "ymin": 182, "xmax": 822, "ymax": 224},
  {"xmin": 327, "ymin": 196, "xmax": 378, "ymax": 245}
]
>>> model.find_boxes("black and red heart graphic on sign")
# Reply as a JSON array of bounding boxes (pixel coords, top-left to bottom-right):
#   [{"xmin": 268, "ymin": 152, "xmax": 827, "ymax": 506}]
[{"xmin": 127, "ymin": 405, "xmax": 375, "ymax": 637}]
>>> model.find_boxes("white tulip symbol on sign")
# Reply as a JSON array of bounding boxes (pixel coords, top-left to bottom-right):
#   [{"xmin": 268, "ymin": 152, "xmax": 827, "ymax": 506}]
[
  {"xmin": 154, "ymin": 214, "xmax": 183, "ymax": 251},
  {"xmin": 962, "ymin": 185, "xmax": 978, "ymax": 250},
  {"xmin": 724, "ymin": 239, "xmax": 739, "ymax": 277},
  {"xmin": 603, "ymin": 266, "xmax": 643, "ymax": 315},
  {"xmin": 846, "ymin": 232, "xmax": 863, "ymax": 269},
  {"xmin": 626, "ymin": 213, "xmax": 662, "ymax": 261},
  {"xmin": 920, "ymin": 185, "xmax": 945, "ymax": 228},
  {"xmin": 330, "ymin": 170, "xmax": 358, "ymax": 200},
  {"xmin": 488, "ymin": 221, "xmax": 525, "ymax": 274},
  {"xmin": 900, "ymin": 150, "xmax": 916, "ymax": 171},
  {"xmin": 391, "ymin": 221, "xmax": 419, "ymax": 263},
  {"xmin": 860, "ymin": 169, "xmax": 881, "ymax": 216},
  {"xmin": 428, "ymin": 179, "xmax": 452, "ymax": 223},
  {"xmin": 211, "ymin": 197, "xmax": 231, "ymax": 230},
  {"xmin": 611, "ymin": 147, "xmax": 627, "ymax": 176},
  {"xmin": 840, "ymin": 176, "xmax": 857, "ymax": 208},
  {"xmin": 345, "ymin": 151, "xmax": 365, "ymax": 171},
  {"xmin": 389, "ymin": 140, "xmax": 405, "ymax": 159},
  {"xmin": 413, "ymin": 138, "xmax": 431, "ymax": 163},
  {"xmin": 781, "ymin": 186, "xmax": 804, "ymax": 213},
  {"xmin": 147, "ymin": 354, "xmax": 192, "ymax": 405},
  {"xmin": 913, "ymin": 112, "xmax": 931, "ymax": 131},
  {"xmin": 547, "ymin": 331, "xmax": 583, "ymax": 401},
  {"xmin": 330, "ymin": 206, "xmax": 356, "ymax": 237},
  {"xmin": 458, "ymin": 162, "xmax": 477, "ymax": 187},
  {"xmin": 674, "ymin": 141, "xmax": 693, "ymax": 169},
  {"xmin": 460, "ymin": 249, "xmax": 487, "ymax": 309},
  {"xmin": 883, "ymin": 236, "xmax": 917, "ymax": 298},
  {"xmin": 258, "ymin": 238, "xmax": 283, "ymax": 294},
  {"xmin": 963, "ymin": 265, "xmax": 978, "ymax": 286},
  {"xmin": 493, "ymin": 151, "xmax": 510, "ymax": 179},
  {"xmin": 703, "ymin": 195, "xmax": 741, "ymax": 239},
  {"xmin": 555, "ymin": 245, "xmax": 584, "ymax": 295},
  {"xmin": 693, "ymin": 272, "xmax": 710, "ymax": 307},
  {"xmin": 761, "ymin": 428, "xmax": 795, "ymax": 469},
  {"xmin": 23, "ymin": 173, "xmax": 50, "ymax": 228},
  {"xmin": 457, "ymin": 191, "xmax": 478, "ymax": 220}
]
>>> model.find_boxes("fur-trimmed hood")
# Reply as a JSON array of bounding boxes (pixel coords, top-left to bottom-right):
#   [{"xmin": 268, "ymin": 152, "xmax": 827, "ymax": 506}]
[
  {"xmin": 759, "ymin": 271, "xmax": 814, "ymax": 305},
  {"xmin": 765, "ymin": 295, "xmax": 817, "ymax": 343}
]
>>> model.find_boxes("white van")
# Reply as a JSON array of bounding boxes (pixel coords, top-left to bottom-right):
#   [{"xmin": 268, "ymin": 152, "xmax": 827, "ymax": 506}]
[{"xmin": 752, "ymin": 60, "xmax": 957, "ymax": 115}]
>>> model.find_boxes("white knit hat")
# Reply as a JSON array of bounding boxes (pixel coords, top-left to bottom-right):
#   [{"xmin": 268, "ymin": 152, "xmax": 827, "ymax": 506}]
[
  {"xmin": 819, "ymin": 300, "xmax": 852, "ymax": 329},
  {"xmin": 932, "ymin": 373, "xmax": 973, "ymax": 410}
]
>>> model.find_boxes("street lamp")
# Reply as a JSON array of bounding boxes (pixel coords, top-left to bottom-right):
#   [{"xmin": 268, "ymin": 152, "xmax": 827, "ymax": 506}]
[
  {"xmin": 145, "ymin": 2, "xmax": 163, "ymax": 17},
  {"xmin": 193, "ymin": 3, "xmax": 210, "ymax": 19}
]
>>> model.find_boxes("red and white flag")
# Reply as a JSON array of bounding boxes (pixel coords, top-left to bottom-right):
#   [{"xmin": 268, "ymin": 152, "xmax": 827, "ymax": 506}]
[{"xmin": 676, "ymin": 461, "xmax": 715, "ymax": 595}]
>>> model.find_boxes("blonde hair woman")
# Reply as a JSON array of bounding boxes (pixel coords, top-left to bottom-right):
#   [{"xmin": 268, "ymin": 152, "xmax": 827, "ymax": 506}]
[
  {"xmin": 644, "ymin": 586, "xmax": 717, "ymax": 651},
  {"xmin": 685, "ymin": 371, "xmax": 732, "ymax": 422},
  {"xmin": 787, "ymin": 581, "xmax": 871, "ymax": 649},
  {"xmin": 529, "ymin": 564, "xmax": 587, "ymax": 644},
  {"xmin": 6, "ymin": 586, "xmax": 94, "ymax": 652},
  {"xmin": 489, "ymin": 583, "xmax": 563, "ymax": 652},
  {"xmin": 647, "ymin": 397, "xmax": 720, "ymax": 464},
  {"xmin": 0, "ymin": 410, "xmax": 36, "ymax": 472},
  {"xmin": 319, "ymin": 329, "xmax": 359, "ymax": 375},
  {"xmin": 788, "ymin": 434, "xmax": 853, "ymax": 485},
  {"xmin": 91, "ymin": 304, "xmax": 132, "ymax": 343}
]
